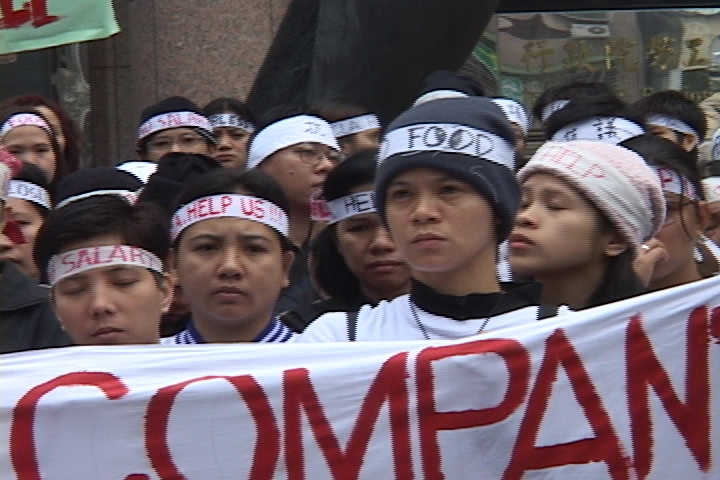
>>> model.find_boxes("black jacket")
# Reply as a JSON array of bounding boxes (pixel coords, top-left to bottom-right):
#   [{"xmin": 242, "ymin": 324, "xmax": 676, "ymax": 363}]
[{"xmin": 0, "ymin": 261, "xmax": 71, "ymax": 354}]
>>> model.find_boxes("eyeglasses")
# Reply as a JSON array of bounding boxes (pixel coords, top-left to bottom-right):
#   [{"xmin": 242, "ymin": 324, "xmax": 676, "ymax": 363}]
[
  {"xmin": 291, "ymin": 145, "xmax": 343, "ymax": 166},
  {"xmin": 147, "ymin": 134, "xmax": 205, "ymax": 152}
]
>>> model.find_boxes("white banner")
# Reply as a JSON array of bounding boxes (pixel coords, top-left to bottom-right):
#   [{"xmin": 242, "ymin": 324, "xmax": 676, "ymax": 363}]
[{"xmin": 2, "ymin": 275, "xmax": 719, "ymax": 479}]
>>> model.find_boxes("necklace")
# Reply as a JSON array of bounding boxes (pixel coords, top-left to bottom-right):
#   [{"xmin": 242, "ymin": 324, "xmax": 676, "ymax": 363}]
[{"xmin": 410, "ymin": 300, "xmax": 491, "ymax": 340}]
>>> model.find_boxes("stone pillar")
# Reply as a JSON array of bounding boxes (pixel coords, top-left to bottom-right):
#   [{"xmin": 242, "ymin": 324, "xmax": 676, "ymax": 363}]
[{"xmin": 87, "ymin": 0, "xmax": 291, "ymax": 165}]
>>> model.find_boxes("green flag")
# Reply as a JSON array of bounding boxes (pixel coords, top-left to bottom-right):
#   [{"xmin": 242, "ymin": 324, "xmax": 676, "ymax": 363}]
[{"xmin": 0, "ymin": 0, "xmax": 119, "ymax": 55}]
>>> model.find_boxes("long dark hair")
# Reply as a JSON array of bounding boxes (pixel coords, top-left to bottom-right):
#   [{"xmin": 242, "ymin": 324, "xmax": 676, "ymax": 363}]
[{"xmin": 313, "ymin": 149, "xmax": 378, "ymax": 304}]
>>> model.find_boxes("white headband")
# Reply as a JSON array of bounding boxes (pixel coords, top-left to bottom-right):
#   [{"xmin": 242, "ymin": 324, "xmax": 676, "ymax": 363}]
[
  {"xmin": 8, "ymin": 180, "xmax": 51, "ymax": 209},
  {"xmin": 208, "ymin": 114, "xmax": 256, "ymax": 133},
  {"xmin": 650, "ymin": 165, "xmax": 699, "ymax": 200},
  {"xmin": 413, "ymin": 90, "xmax": 468, "ymax": 107},
  {"xmin": 171, "ymin": 194, "xmax": 288, "ymax": 241},
  {"xmin": 330, "ymin": 114, "xmax": 380, "ymax": 138},
  {"xmin": 702, "ymin": 177, "xmax": 720, "ymax": 202},
  {"xmin": 47, "ymin": 245, "xmax": 164, "ymax": 286},
  {"xmin": 646, "ymin": 114, "xmax": 698, "ymax": 137},
  {"xmin": 116, "ymin": 162, "xmax": 158, "ymax": 184},
  {"xmin": 378, "ymin": 123, "xmax": 515, "ymax": 170},
  {"xmin": 551, "ymin": 117, "xmax": 645, "ymax": 145},
  {"xmin": 246, "ymin": 115, "xmax": 339, "ymax": 170},
  {"xmin": 327, "ymin": 191, "xmax": 376, "ymax": 224},
  {"xmin": 55, "ymin": 190, "xmax": 137, "ymax": 210},
  {"xmin": 0, "ymin": 113, "xmax": 52, "ymax": 138},
  {"xmin": 138, "ymin": 111, "xmax": 211, "ymax": 140},
  {"xmin": 541, "ymin": 100, "xmax": 570, "ymax": 123},
  {"xmin": 492, "ymin": 98, "xmax": 530, "ymax": 135}
]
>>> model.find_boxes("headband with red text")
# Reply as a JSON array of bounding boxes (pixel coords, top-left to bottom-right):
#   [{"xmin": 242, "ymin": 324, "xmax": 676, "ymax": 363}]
[
  {"xmin": 327, "ymin": 191, "xmax": 376, "ymax": 224},
  {"xmin": 171, "ymin": 194, "xmax": 289, "ymax": 241},
  {"xmin": 138, "ymin": 111, "xmax": 212, "ymax": 140},
  {"xmin": 208, "ymin": 114, "xmax": 256, "ymax": 133},
  {"xmin": 330, "ymin": 114, "xmax": 380, "ymax": 138},
  {"xmin": 0, "ymin": 113, "xmax": 52, "ymax": 138},
  {"xmin": 703, "ymin": 177, "xmax": 720, "ymax": 203},
  {"xmin": 650, "ymin": 164, "xmax": 699, "ymax": 200},
  {"xmin": 8, "ymin": 180, "xmax": 51, "ymax": 209},
  {"xmin": 47, "ymin": 245, "xmax": 164, "ymax": 286},
  {"xmin": 551, "ymin": 117, "xmax": 645, "ymax": 145},
  {"xmin": 379, "ymin": 123, "xmax": 515, "ymax": 170}
]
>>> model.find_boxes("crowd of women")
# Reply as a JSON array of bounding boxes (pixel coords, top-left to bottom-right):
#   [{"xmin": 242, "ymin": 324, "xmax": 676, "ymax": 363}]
[{"xmin": 0, "ymin": 71, "xmax": 719, "ymax": 352}]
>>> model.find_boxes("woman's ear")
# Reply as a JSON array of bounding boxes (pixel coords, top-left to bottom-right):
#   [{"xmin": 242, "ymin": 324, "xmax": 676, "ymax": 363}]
[
  {"xmin": 680, "ymin": 132, "xmax": 700, "ymax": 152},
  {"xmin": 603, "ymin": 232, "xmax": 630, "ymax": 258},
  {"xmin": 159, "ymin": 273, "xmax": 175, "ymax": 314},
  {"xmin": 696, "ymin": 201, "xmax": 713, "ymax": 234}
]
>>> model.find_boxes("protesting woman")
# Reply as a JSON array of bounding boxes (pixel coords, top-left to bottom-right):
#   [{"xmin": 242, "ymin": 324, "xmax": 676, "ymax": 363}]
[
  {"xmin": 163, "ymin": 168, "xmax": 296, "ymax": 344},
  {"xmin": 280, "ymin": 149, "xmax": 410, "ymax": 331},
  {"xmin": 300, "ymin": 97, "xmax": 550, "ymax": 341},
  {"xmin": 509, "ymin": 140, "xmax": 665, "ymax": 310}
]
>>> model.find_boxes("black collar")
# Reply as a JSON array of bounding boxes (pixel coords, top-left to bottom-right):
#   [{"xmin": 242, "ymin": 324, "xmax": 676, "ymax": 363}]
[{"xmin": 409, "ymin": 278, "xmax": 542, "ymax": 320}]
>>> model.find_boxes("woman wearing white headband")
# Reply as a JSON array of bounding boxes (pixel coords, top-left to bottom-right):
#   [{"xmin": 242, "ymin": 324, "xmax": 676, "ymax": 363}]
[
  {"xmin": 509, "ymin": 140, "xmax": 665, "ymax": 310},
  {"xmin": 0, "ymin": 107, "xmax": 64, "ymax": 186},
  {"xmin": 246, "ymin": 109, "xmax": 342, "ymax": 314},
  {"xmin": 624, "ymin": 135, "xmax": 716, "ymax": 290},
  {"xmin": 310, "ymin": 99, "xmax": 382, "ymax": 157},
  {"xmin": 164, "ymin": 168, "xmax": 296, "ymax": 344},
  {"xmin": 0, "ymin": 162, "xmax": 52, "ymax": 281},
  {"xmin": 34, "ymin": 196, "xmax": 173, "ymax": 345},
  {"xmin": 280, "ymin": 149, "xmax": 410, "ymax": 332},
  {"xmin": 204, "ymin": 97, "xmax": 256, "ymax": 170}
]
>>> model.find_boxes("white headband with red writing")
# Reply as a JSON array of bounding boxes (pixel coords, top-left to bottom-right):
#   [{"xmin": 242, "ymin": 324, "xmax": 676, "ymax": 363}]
[
  {"xmin": 0, "ymin": 113, "xmax": 52, "ymax": 138},
  {"xmin": 330, "ymin": 114, "xmax": 380, "ymax": 138},
  {"xmin": 247, "ymin": 115, "xmax": 339, "ymax": 170},
  {"xmin": 171, "ymin": 194, "xmax": 289, "ymax": 241},
  {"xmin": 379, "ymin": 122, "xmax": 515, "ymax": 170},
  {"xmin": 551, "ymin": 117, "xmax": 645, "ymax": 145},
  {"xmin": 138, "ymin": 111, "xmax": 212, "ymax": 140},
  {"xmin": 208, "ymin": 114, "xmax": 256, "ymax": 133},
  {"xmin": 327, "ymin": 191, "xmax": 376, "ymax": 224},
  {"xmin": 8, "ymin": 180, "xmax": 51, "ymax": 209},
  {"xmin": 649, "ymin": 165, "xmax": 699, "ymax": 200},
  {"xmin": 47, "ymin": 245, "xmax": 164, "ymax": 286}
]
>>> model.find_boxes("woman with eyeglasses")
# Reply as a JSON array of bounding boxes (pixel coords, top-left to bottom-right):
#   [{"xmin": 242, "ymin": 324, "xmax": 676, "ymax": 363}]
[
  {"xmin": 246, "ymin": 108, "xmax": 342, "ymax": 314},
  {"xmin": 624, "ymin": 135, "xmax": 717, "ymax": 290},
  {"xmin": 136, "ymin": 96, "xmax": 215, "ymax": 163}
]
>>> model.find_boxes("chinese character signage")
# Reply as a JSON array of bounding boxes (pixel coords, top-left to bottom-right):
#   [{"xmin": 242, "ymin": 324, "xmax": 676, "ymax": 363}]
[{"xmin": 0, "ymin": 0, "xmax": 119, "ymax": 55}]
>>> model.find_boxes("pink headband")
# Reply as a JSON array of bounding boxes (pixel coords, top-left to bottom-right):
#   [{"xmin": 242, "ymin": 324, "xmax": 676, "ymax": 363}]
[{"xmin": 0, "ymin": 113, "xmax": 52, "ymax": 138}]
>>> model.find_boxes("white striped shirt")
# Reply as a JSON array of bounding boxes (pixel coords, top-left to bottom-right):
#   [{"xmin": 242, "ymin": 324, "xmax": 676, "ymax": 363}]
[{"xmin": 161, "ymin": 317, "xmax": 295, "ymax": 344}]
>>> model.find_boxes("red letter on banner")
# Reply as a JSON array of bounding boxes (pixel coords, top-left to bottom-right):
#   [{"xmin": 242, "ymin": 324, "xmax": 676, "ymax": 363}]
[
  {"xmin": 0, "ymin": 0, "xmax": 31, "ymax": 28},
  {"xmin": 145, "ymin": 375, "xmax": 279, "ymax": 480},
  {"xmin": 283, "ymin": 352, "xmax": 411, "ymax": 480},
  {"xmin": 503, "ymin": 329, "xmax": 629, "ymax": 480},
  {"xmin": 30, "ymin": 0, "xmax": 59, "ymax": 27},
  {"xmin": 415, "ymin": 339, "xmax": 530, "ymax": 480},
  {"xmin": 626, "ymin": 309, "xmax": 710, "ymax": 478},
  {"xmin": 10, "ymin": 372, "xmax": 129, "ymax": 480}
]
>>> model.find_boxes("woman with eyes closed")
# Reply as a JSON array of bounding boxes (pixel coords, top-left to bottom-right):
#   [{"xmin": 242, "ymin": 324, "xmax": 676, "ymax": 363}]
[
  {"xmin": 162, "ymin": 168, "xmax": 296, "ymax": 344},
  {"xmin": 33, "ymin": 196, "xmax": 174, "ymax": 346},
  {"xmin": 509, "ymin": 140, "xmax": 666, "ymax": 310}
]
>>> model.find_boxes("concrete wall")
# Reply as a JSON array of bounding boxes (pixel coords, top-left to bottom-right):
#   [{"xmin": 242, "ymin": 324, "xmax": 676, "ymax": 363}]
[{"xmin": 87, "ymin": 0, "xmax": 291, "ymax": 164}]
